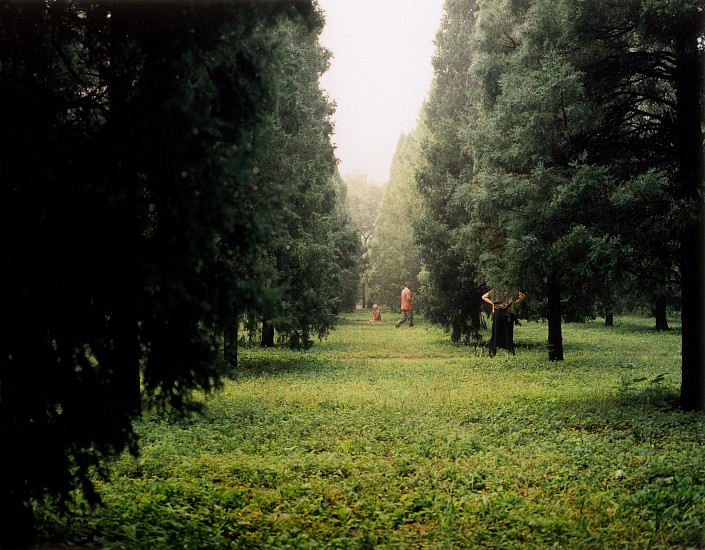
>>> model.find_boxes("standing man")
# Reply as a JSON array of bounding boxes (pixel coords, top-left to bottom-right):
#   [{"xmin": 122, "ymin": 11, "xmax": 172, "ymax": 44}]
[{"xmin": 395, "ymin": 282, "xmax": 414, "ymax": 328}]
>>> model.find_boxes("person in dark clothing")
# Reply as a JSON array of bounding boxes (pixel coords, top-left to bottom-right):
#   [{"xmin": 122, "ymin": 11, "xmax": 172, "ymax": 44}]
[{"xmin": 482, "ymin": 288, "xmax": 525, "ymax": 357}]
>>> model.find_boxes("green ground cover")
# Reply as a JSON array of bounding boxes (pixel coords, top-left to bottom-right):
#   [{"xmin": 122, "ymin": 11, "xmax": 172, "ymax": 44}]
[{"xmin": 36, "ymin": 312, "xmax": 705, "ymax": 549}]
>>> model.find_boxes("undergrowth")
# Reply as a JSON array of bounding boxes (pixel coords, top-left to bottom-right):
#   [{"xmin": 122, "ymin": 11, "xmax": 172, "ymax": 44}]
[{"xmin": 33, "ymin": 313, "xmax": 705, "ymax": 549}]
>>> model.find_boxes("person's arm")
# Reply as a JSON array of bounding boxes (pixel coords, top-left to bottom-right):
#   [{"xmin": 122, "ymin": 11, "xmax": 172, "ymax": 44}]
[{"xmin": 482, "ymin": 291, "xmax": 495, "ymax": 312}]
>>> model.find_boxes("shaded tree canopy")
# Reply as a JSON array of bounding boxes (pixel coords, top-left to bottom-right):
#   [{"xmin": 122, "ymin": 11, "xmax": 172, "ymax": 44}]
[
  {"xmin": 416, "ymin": 1, "xmax": 486, "ymax": 343},
  {"xmin": 419, "ymin": 0, "xmax": 703, "ymax": 387},
  {"xmin": 244, "ymin": 11, "xmax": 362, "ymax": 349},
  {"xmin": 0, "ymin": 1, "xmax": 343, "ymax": 547}
]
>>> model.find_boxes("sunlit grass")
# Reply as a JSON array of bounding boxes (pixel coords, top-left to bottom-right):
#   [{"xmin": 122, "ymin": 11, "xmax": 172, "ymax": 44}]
[{"xmin": 35, "ymin": 310, "xmax": 704, "ymax": 549}]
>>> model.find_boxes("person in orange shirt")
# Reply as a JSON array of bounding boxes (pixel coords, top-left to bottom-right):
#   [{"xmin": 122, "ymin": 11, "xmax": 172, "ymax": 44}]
[
  {"xmin": 395, "ymin": 282, "xmax": 414, "ymax": 328},
  {"xmin": 368, "ymin": 304, "xmax": 382, "ymax": 324}
]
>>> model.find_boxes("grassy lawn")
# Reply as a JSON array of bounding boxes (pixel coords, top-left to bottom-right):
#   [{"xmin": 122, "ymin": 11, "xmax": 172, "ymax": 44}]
[{"xmin": 35, "ymin": 311, "xmax": 705, "ymax": 549}]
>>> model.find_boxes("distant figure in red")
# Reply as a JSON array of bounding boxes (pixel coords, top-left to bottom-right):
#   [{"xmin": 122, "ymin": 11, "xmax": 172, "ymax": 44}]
[
  {"xmin": 482, "ymin": 288, "xmax": 525, "ymax": 357},
  {"xmin": 395, "ymin": 282, "xmax": 414, "ymax": 328},
  {"xmin": 368, "ymin": 304, "xmax": 382, "ymax": 324}
]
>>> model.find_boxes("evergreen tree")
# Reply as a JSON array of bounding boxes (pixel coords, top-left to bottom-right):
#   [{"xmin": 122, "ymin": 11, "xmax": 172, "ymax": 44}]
[
  {"xmin": 346, "ymin": 173, "xmax": 384, "ymax": 248},
  {"xmin": 425, "ymin": 0, "xmax": 703, "ymax": 385},
  {"xmin": 334, "ymin": 173, "xmax": 366, "ymax": 312},
  {"xmin": 568, "ymin": 0, "xmax": 703, "ymax": 406},
  {"xmin": 416, "ymin": 0, "xmax": 486, "ymax": 343},
  {"xmin": 249, "ymin": 8, "xmax": 362, "ymax": 349},
  {"xmin": 0, "ymin": 2, "xmax": 319, "ymax": 547}
]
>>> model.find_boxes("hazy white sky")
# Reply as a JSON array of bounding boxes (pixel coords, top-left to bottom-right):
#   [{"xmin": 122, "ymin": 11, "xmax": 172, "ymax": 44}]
[{"xmin": 318, "ymin": 0, "xmax": 445, "ymax": 185}]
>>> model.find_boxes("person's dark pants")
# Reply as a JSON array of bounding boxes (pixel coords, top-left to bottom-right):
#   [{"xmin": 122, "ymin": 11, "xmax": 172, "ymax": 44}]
[
  {"xmin": 396, "ymin": 309, "xmax": 414, "ymax": 327},
  {"xmin": 489, "ymin": 308, "xmax": 514, "ymax": 357}
]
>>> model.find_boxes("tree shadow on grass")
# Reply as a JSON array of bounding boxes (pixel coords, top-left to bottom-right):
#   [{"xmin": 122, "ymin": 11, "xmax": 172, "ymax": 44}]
[
  {"xmin": 543, "ymin": 389, "xmax": 704, "ymax": 460},
  {"xmin": 231, "ymin": 350, "xmax": 331, "ymax": 378},
  {"xmin": 507, "ymin": 380, "xmax": 696, "ymax": 444}
]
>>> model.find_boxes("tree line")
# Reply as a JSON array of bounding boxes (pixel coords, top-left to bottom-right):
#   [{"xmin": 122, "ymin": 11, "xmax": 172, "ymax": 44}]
[
  {"xmin": 361, "ymin": 0, "xmax": 703, "ymax": 410},
  {"xmin": 0, "ymin": 2, "xmax": 361, "ymax": 548}
]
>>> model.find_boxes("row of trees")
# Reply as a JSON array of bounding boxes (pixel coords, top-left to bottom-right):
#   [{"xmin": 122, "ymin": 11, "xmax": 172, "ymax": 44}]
[
  {"xmin": 345, "ymin": 130, "xmax": 426, "ymax": 315},
  {"xmin": 394, "ymin": 0, "xmax": 703, "ymax": 407},
  {"xmin": 368, "ymin": 131, "xmax": 424, "ymax": 309},
  {"xmin": 0, "ymin": 2, "xmax": 361, "ymax": 548},
  {"xmin": 344, "ymin": 173, "xmax": 383, "ymax": 308}
]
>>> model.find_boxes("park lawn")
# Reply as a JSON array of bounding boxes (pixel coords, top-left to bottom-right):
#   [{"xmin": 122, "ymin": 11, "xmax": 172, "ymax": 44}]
[{"xmin": 35, "ymin": 311, "xmax": 705, "ymax": 549}]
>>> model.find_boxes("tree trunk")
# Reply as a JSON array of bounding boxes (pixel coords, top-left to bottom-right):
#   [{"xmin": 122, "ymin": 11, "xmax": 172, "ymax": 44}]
[
  {"xmin": 111, "ymin": 300, "xmax": 141, "ymax": 416},
  {"xmin": 653, "ymin": 297, "xmax": 669, "ymax": 331},
  {"xmin": 224, "ymin": 315, "xmax": 238, "ymax": 368},
  {"xmin": 602, "ymin": 281, "xmax": 614, "ymax": 326},
  {"xmin": 451, "ymin": 321, "xmax": 461, "ymax": 343},
  {"xmin": 680, "ymin": 223, "xmax": 704, "ymax": 410},
  {"xmin": 675, "ymin": 17, "xmax": 704, "ymax": 411},
  {"xmin": 547, "ymin": 273, "xmax": 564, "ymax": 361},
  {"xmin": 261, "ymin": 319, "xmax": 275, "ymax": 348},
  {"xmin": 563, "ymin": 307, "xmax": 580, "ymax": 324},
  {"xmin": 108, "ymin": 5, "xmax": 141, "ymax": 416},
  {"xmin": 470, "ymin": 303, "xmax": 481, "ymax": 340}
]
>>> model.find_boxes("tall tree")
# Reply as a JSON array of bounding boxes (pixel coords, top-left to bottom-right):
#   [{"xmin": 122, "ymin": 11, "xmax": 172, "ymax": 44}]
[
  {"xmin": 333, "ymin": 174, "xmax": 365, "ymax": 312},
  {"xmin": 0, "ymin": 2, "xmax": 319, "ymax": 547},
  {"xmin": 422, "ymin": 0, "xmax": 703, "ymax": 393},
  {"xmin": 250, "ymin": 8, "xmax": 362, "ymax": 349},
  {"xmin": 416, "ymin": 0, "xmax": 486, "ymax": 343},
  {"xmin": 569, "ymin": 0, "xmax": 703, "ymax": 406}
]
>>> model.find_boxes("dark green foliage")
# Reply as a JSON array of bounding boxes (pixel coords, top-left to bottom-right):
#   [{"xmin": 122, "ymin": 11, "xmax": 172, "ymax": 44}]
[
  {"xmin": 420, "ymin": 0, "xmax": 703, "ymax": 374},
  {"xmin": 415, "ymin": 0, "xmax": 495, "ymax": 343},
  {"xmin": 415, "ymin": 215, "xmax": 485, "ymax": 343},
  {"xmin": 0, "ymin": 2, "xmax": 323, "ymax": 547},
  {"xmin": 567, "ymin": 0, "xmax": 704, "ymax": 407},
  {"xmin": 244, "ymin": 11, "xmax": 363, "ymax": 349},
  {"xmin": 468, "ymin": 0, "xmax": 624, "ymax": 359},
  {"xmin": 334, "ymin": 176, "xmax": 365, "ymax": 313}
]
